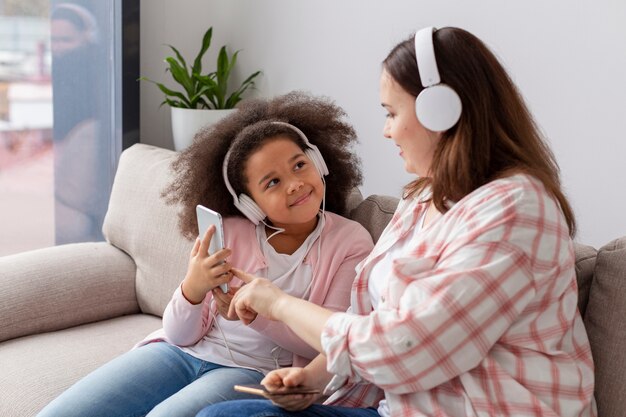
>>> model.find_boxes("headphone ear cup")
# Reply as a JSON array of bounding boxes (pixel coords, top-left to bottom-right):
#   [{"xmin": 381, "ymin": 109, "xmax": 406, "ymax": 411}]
[
  {"xmin": 415, "ymin": 84, "xmax": 462, "ymax": 132},
  {"xmin": 305, "ymin": 148, "xmax": 329, "ymax": 177},
  {"xmin": 235, "ymin": 194, "xmax": 266, "ymax": 225}
]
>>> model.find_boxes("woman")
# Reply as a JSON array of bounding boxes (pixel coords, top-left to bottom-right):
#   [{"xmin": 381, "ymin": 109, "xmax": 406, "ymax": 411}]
[{"xmin": 196, "ymin": 26, "xmax": 597, "ymax": 417}]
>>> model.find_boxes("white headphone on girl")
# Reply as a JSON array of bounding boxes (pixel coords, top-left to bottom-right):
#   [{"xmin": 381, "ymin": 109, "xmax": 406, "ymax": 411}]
[
  {"xmin": 414, "ymin": 27, "xmax": 462, "ymax": 132},
  {"xmin": 222, "ymin": 121, "xmax": 329, "ymax": 225}
]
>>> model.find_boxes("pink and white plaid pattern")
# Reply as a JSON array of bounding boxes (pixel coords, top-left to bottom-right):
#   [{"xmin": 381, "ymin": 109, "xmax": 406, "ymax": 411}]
[{"xmin": 322, "ymin": 174, "xmax": 597, "ymax": 416}]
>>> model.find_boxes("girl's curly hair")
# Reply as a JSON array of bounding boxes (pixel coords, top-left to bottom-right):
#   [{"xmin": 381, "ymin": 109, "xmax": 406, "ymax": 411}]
[{"xmin": 162, "ymin": 91, "xmax": 363, "ymax": 240}]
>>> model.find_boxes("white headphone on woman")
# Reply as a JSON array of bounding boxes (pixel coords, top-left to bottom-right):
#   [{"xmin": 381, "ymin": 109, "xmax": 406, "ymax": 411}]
[
  {"xmin": 414, "ymin": 27, "xmax": 462, "ymax": 132},
  {"xmin": 222, "ymin": 121, "xmax": 329, "ymax": 225}
]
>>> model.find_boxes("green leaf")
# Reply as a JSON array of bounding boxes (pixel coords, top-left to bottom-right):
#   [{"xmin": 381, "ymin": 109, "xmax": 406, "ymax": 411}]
[
  {"xmin": 241, "ymin": 70, "xmax": 261, "ymax": 85},
  {"xmin": 140, "ymin": 77, "xmax": 191, "ymax": 106},
  {"xmin": 203, "ymin": 91, "xmax": 219, "ymax": 109},
  {"xmin": 166, "ymin": 45, "xmax": 188, "ymax": 72},
  {"xmin": 165, "ymin": 57, "xmax": 194, "ymax": 98},
  {"xmin": 214, "ymin": 46, "xmax": 232, "ymax": 108},
  {"xmin": 225, "ymin": 70, "xmax": 261, "ymax": 108},
  {"xmin": 158, "ymin": 86, "xmax": 191, "ymax": 108},
  {"xmin": 193, "ymin": 73, "xmax": 217, "ymax": 108},
  {"xmin": 227, "ymin": 50, "xmax": 239, "ymax": 76},
  {"xmin": 190, "ymin": 84, "xmax": 215, "ymax": 104},
  {"xmin": 195, "ymin": 73, "xmax": 217, "ymax": 85},
  {"xmin": 192, "ymin": 27, "xmax": 213, "ymax": 75}
]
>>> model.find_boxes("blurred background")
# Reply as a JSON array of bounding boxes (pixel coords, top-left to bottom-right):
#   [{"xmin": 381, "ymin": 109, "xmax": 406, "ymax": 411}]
[
  {"xmin": 0, "ymin": 0, "xmax": 137, "ymax": 256},
  {"xmin": 0, "ymin": 0, "xmax": 54, "ymax": 256}
]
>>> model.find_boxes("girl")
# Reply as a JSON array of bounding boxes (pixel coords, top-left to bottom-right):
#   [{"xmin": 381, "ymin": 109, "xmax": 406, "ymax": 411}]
[
  {"xmin": 37, "ymin": 92, "xmax": 374, "ymax": 417},
  {"xmin": 196, "ymin": 27, "xmax": 597, "ymax": 417}
]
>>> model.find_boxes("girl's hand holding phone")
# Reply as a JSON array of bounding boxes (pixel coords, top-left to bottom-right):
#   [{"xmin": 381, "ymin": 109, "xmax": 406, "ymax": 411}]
[{"xmin": 181, "ymin": 225, "xmax": 233, "ymax": 305}]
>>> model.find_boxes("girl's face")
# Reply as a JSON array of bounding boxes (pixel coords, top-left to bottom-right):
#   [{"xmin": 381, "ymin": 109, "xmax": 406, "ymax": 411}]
[
  {"xmin": 380, "ymin": 69, "xmax": 441, "ymax": 176},
  {"xmin": 244, "ymin": 137, "xmax": 324, "ymax": 231}
]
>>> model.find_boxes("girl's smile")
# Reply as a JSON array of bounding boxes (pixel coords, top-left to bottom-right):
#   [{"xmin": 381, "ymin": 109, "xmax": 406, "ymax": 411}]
[{"xmin": 289, "ymin": 190, "xmax": 312, "ymax": 207}]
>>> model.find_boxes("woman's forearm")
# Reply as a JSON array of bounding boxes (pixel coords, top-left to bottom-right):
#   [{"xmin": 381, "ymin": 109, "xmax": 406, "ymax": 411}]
[
  {"xmin": 304, "ymin": 353, "xmax": 334, "ymax": 388},
  {"xmin": 274, "ymin": 294, "xmax": 334, "ymax": 352},
  {"xmin": 230, "ymin": 269, "xmax": 336, "ymax": 351}
]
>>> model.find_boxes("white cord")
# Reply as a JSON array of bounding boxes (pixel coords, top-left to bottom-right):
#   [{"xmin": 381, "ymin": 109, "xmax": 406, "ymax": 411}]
[
  {"xmin": 211, "ymin": 298, "xmax": 268, "ymax": 375},
  {"xmin": 261, "ymin": 221, "xmax": 285, "ymax": 242}
]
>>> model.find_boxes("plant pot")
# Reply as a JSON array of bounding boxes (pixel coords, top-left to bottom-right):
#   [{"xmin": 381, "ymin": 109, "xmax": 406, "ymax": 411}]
[{"xmin": 171, "ymin": 107, "xmax": 236, "ymax": 151}]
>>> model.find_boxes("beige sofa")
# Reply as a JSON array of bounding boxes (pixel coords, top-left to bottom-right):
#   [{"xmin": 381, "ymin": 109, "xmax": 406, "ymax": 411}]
[{"xmin": 1, "ymin": 144, "xmax": 624, "ymax": 417}]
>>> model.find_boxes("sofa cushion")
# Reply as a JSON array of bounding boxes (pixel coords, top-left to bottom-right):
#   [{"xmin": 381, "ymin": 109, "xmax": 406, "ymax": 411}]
[
  {"xmin": 0, "ymin": 314, "xmax": 161, "ymax": 417},
  {"xmin": 103, "ymin": 144, "xmax": 192, "ymax": 316},
  {"xmin": 573, "ymin": 242, "xmax": 597, "ymax": 318},
  {"xmin": 350, "ymin": 195, "xmax": 399, "ymax": 243},
  {"xmin": 0, "ymin": 242, "xmax": 138, "ymax": 343},
  {"xmin": 584, "ymin": 237, "xmax": 626, "ymax": 417}
]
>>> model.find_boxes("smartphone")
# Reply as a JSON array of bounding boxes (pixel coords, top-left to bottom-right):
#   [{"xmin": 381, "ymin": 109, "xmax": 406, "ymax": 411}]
[
  {"xmin": 196, "ymin": 204, "xmax": 228, "ymax": 293},
  {"xmin": 234, "ymin": 384, "xmax": 320, "ymax": 398}
]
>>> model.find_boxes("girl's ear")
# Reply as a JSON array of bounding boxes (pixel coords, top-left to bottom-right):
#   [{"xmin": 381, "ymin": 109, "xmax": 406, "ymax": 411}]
[{"xmin": 223, "ymin": 147, "xmax": 266, "ymax": 224}]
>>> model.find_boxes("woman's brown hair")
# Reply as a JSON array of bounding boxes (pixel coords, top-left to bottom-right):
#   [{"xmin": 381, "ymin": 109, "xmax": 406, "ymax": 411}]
[
  {"xmin": 162, "ymin": 91, "xmax": 363, "ymax": 239},
  {"xmin": 383, "ymin": 27, "xmax": 576, "ymax": 236}
]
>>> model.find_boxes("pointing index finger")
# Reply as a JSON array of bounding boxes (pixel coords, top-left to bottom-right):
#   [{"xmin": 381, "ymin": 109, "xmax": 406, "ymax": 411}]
[{"xmin": 231, "ymin": 268, "xmax": 254, "ymax": 284}]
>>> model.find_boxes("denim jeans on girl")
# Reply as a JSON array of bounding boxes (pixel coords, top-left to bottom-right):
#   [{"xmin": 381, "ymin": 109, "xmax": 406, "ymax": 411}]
[
  {"xmin": 36, "ymin": 341, "xmax": 264, "ymax": 417},
  {"xmin": 195, "ymin": 399, "xmax": 381, "ymax": 417}
]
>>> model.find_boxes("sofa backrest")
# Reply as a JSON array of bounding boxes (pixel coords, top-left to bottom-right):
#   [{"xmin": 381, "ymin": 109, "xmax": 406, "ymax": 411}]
[
  {"xmin": 581, "ymin": 237, "xmax": 626, "ymax": 417},
  {"xmin": 103, "ymin": 144, "xmax": 192, "ymax": 316}
]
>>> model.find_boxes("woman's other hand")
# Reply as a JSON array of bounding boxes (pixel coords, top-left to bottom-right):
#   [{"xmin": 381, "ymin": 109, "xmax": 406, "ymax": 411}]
[{"xmin": 262, "ymin": 367, "xmax": 322, "ymax": 411}]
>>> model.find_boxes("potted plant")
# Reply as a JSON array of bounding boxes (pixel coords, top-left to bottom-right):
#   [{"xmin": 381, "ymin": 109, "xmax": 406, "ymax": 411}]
[{"xmin": 140, "ymin": 27, "xmax": 261, "ymax": 150}]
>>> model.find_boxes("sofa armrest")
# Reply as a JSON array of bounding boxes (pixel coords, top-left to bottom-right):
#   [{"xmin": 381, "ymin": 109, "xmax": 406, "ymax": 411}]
[{"xmin": 0, "ymin": 242, "xmax": 139, "ymax": 343}]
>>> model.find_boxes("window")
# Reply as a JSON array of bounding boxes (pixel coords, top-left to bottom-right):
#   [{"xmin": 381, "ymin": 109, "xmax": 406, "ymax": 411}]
[{"xmin": 0, "ymin": 0, "xmax": 138, "ymax": 256}]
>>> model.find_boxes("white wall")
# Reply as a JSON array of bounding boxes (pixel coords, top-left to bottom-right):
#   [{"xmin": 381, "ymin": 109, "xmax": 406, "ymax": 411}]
[{"xmin": 140, "ymin": 0, "xmax": 626, "ymax": 248}]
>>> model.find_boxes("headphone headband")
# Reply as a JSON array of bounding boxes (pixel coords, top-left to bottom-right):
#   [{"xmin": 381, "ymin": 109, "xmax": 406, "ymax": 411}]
[
  {"xmin": 413, "ymin": 26, "xmax": 462, "ymax": 132},
  {"xmin": 414, "ymin": 27, "xmax": 440, "ymax": 87},
  {"xmin": 269, "ymin": 122, "xmax": 329, "ymax": 176}
]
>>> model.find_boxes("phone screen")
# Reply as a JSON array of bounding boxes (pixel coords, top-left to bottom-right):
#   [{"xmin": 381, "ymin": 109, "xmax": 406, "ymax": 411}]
[{"xmin": 196, "ymin": 204, "xmax": 228, "ymax": 293}]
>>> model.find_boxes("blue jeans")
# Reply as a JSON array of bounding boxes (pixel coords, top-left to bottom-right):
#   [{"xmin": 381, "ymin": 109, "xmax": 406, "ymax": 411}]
[
  {"xmin": 36, "ymin": 342, "xmax": 264, "ymax": 417},
  {"xmin": 196, "ymin": 399, "xmax": 380, "ymax": 417}
]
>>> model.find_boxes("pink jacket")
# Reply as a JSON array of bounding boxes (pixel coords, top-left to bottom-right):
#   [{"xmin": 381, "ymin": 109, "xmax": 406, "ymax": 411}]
[{"xmin": 139, "ymin": 212, "xmax": 374, "ymax": 368}]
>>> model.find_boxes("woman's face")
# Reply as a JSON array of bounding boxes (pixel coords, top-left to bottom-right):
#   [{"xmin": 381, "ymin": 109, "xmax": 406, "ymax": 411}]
[{"xmin": 380, "ymin": 69, "xmax": 441, "ymax": 177}]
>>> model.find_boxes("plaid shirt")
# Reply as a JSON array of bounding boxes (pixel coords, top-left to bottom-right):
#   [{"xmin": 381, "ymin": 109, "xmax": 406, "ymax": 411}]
[{"xmin": 322, "ymin": 174, "xmax": 597, "ymax": 416}]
